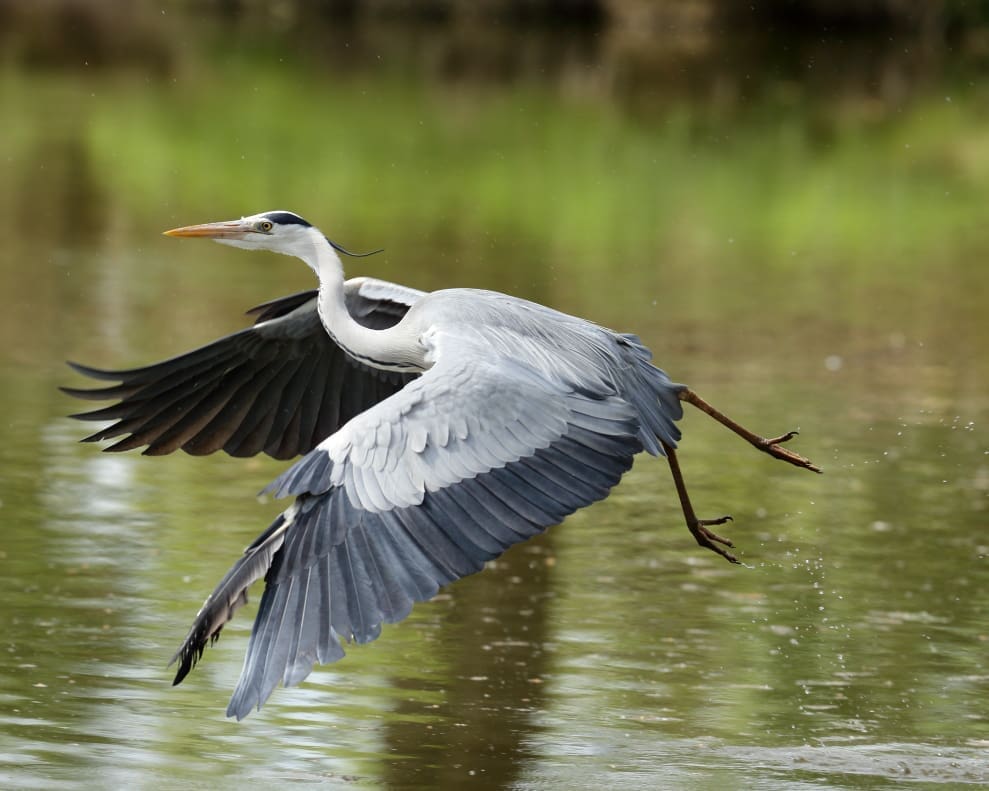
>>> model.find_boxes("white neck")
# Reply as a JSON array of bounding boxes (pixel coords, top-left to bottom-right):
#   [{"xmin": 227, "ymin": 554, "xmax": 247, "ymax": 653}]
[{"xmin": 294, "ymin": 228, "xmax": 423, "ymax": 372}]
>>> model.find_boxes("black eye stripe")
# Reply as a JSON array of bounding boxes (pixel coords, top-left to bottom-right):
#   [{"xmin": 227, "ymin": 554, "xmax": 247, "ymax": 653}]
[{"xmin": 261, "ymin": 211, "xmax": 311, "ymax": 227}]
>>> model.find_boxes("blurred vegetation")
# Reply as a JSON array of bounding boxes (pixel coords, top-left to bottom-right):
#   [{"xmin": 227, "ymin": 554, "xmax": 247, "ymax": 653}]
[{"xmin": 2, "ymin": 1, "xmax": 988, "ymax": 272}]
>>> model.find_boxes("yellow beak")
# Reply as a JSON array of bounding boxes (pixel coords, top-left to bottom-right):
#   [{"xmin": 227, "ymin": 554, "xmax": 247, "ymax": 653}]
[{"xmin": 163, "ymin": 219, "xmax": 255, "ymax": 239}]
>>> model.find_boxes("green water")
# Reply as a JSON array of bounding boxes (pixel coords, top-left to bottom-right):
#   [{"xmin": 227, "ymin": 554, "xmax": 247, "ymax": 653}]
[{"xmin": 1, "ymin": 5, "xmax": 988, "ymax": 788}]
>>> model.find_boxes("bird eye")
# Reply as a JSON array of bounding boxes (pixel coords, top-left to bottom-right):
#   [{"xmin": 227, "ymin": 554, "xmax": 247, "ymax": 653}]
[{"xmin": 258, "ymin": 220, "xmax": 273, "ymax": 233}]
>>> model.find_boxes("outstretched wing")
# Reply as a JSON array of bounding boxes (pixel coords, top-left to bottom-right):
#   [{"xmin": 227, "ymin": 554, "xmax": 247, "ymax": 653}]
[
  {"xmin": 61, "ymin": 278, "xmax": 425, "ymax": 459},
  {"xmin": 174, "ymin": 329, "xmax": 649, "ymax": 719}
]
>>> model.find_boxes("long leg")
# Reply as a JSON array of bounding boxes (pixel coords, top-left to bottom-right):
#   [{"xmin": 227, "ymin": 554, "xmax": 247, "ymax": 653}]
[
  {"xmin": 663, "ymin": 441, "xmax": 739, "ymax": 564},
  {"xmin": 678, "ymin": 387, "xmax": 821, "ymax": 473}
]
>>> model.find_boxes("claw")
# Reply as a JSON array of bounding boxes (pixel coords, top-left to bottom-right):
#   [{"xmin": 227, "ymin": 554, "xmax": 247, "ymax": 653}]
[{"xmin": 689, "ymin": 517, "xmax": 739, "ymax": 564}]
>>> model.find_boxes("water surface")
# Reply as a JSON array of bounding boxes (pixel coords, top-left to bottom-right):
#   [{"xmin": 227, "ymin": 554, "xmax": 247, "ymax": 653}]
[{"xmin": 1, "ymin": 5, "xmax": 988, "ymax": 788}]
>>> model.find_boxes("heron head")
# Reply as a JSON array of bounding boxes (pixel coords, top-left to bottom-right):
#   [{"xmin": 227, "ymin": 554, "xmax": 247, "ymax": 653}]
[
  {"xmin": 163, "ymin": 210, "xmax": 317, "ymax": 255},
  {"xmin": 164, "ymin": 210, "xmax": 380, "ymax": 261}
]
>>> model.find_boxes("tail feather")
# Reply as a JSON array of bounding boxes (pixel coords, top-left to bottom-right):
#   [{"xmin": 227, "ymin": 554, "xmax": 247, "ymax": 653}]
[{"xmin": 617, "ymin": 334, "xmax": 684, "ymax": 455}]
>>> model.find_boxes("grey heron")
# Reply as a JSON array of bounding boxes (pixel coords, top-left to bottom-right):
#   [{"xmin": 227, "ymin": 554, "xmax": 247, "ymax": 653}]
[{"xmin": 63, "ymin": 210, "xmax": 819, "ymax": 719}]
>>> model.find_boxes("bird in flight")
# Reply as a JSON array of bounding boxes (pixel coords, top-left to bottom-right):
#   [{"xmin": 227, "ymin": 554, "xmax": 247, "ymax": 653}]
[{"xmin": 63, "ymin": 210, "xmax": 819, "ymax": 719}]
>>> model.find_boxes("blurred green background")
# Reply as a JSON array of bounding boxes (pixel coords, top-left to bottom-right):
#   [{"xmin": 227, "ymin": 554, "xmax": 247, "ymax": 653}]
[{"xmin": 1, "ymin": 2, "xmax": 987, "ymax": 789}]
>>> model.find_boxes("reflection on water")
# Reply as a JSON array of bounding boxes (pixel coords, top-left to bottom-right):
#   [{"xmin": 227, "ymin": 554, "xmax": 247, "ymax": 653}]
[{"xmin": 1, "ymin": 3, "xmax": 988, "ymax": 789}]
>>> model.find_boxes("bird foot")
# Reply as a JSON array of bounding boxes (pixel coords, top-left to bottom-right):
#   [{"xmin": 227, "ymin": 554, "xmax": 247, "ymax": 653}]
[
  {"xmin": 689, "ymin": 515, "xmax": 739, "ymax": 564},
  {"xmin": 678, "ymin": 389, "xmax": 821, "ymax": 474},
  {"xmin": 758, "ymin": 430, "xmax": 821, "ymax": 473}
]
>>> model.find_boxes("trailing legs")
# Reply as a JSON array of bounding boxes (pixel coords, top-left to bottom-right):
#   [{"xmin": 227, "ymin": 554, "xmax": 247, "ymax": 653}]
[{"xmin": 665, "ymin": 388, "xmax": 821, "ymax": 563}]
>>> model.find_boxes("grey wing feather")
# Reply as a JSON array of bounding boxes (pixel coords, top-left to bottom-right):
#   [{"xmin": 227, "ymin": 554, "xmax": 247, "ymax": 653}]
[
  {"xmin": 165, "ymin": 295, "xmax": 688, "ymax": 719},
  {"xmin": 206, "ymin": 341, "xmax": 648, "ymax": 718},
  {"xmin": 61, "ymin": 279, "xmax": 425, "ymax": 459}
]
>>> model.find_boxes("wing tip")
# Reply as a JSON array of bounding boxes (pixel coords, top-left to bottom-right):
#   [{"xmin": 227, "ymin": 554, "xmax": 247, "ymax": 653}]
[
  {"xmin": 60, "ymin": 384, "xmax": 128, "ymax": 403},
  {"xmin": 225, "ymin": 694, "xmax": 258, "ymax": 721},
  {"xmin": 170, "ymin": 620, "xmax": 225, "ymax": 687},
  {"xmin": 64, "ymin": 360, "xmax": 124, "ymax": 381},
  {"xmin": 169, "ymin": 644, "xmax": 199, "ymax": 687}
]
